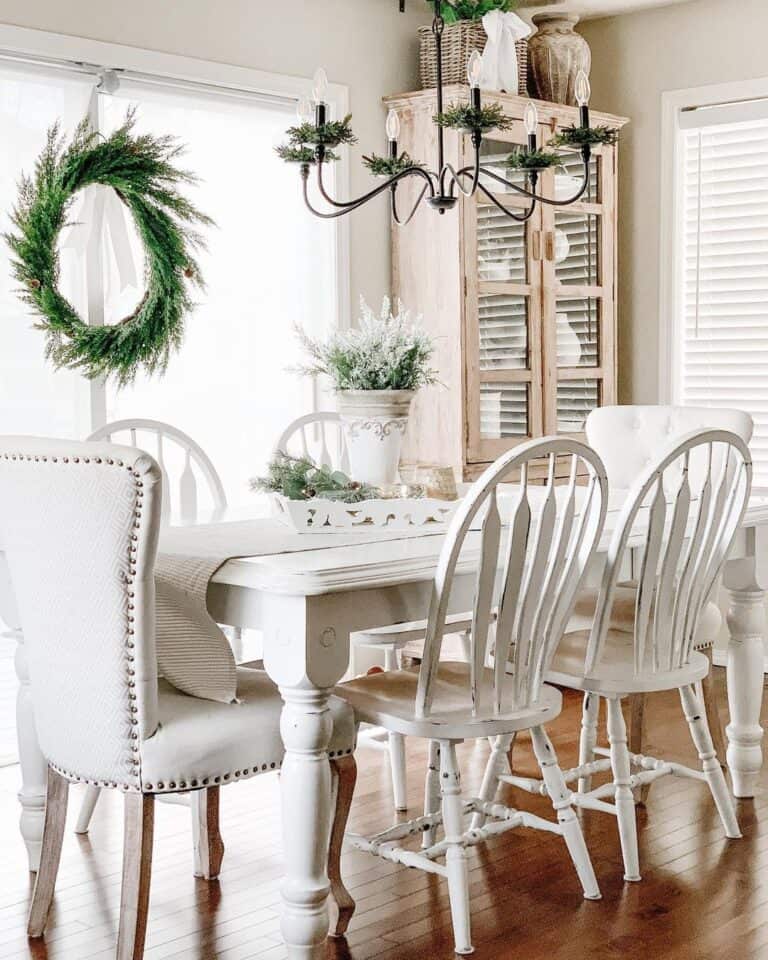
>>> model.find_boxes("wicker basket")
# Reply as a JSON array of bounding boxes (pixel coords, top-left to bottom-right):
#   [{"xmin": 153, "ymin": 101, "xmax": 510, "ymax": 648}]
[{"xmin": 419, "ymin": 21, "xmax": 528, "ymax": 95}]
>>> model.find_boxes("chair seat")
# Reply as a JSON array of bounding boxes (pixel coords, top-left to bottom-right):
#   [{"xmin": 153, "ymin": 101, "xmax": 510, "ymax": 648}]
[
  {"xmin": 547, "ymin": 629, "xmax": 711, "ymax": 695},
  {"xmin": 337, "ymin": 662, "xmax": 562, "ymax": 741},
  {"xmin": 351, "ymin": 612, "xmax": 476, "ymax": 648},
  {"xmin": 568, "ymin": 583, "xmax": 722, "ymax": 650},
  {"xmin": 140, "ymin": 667, "xmax": 356, "ymax": 792}
]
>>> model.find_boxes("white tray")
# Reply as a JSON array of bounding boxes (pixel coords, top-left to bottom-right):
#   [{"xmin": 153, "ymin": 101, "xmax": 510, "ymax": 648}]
[{"xmin": 270, "ymin": 493, "xmax": 458, "ymax": 533}]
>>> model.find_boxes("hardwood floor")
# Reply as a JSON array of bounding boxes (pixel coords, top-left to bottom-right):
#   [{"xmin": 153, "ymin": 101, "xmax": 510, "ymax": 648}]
[{"xmin": 1, "ymin": 673, "xmax": 768, "ymax": 960}]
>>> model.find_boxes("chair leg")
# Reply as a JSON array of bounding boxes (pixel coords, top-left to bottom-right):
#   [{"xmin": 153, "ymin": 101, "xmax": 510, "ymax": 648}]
[
  {"xmin": 578, "ymin": 692, "xmax": 600, "ymax": 794},
  {"xmin": 422, "ymin": 740, "xmax": 441, "ymax": 849},
  {"xmin": 700, "ymin": 648, "xmax": 728, "ymax": 770},
  {"xmin": 117, "ymin": 792, "xmax": 154, "ymax": 960},
  {"xmin": 629, "ymin": 694, "xmax": 651, "ymax": 805},
  {"xmin": 28, "ymin": 767, "xmax": 69, "ymax": 937},
  {"xmin": 531, "ymin": 726, "xmax": 601, "ymax": 900},
  {"xmin": 230, "ymin": 627, "xmax": 245, "ymax": 663},
  {"xmin": 192, "ymin": 787, "xmax": 224, "ymax": 880},
  {"xmin": 388, "ymin": 733, "xmax": 408, "ymax": 812},
  {"xmin": 74, "ymin": 784, "xmax": 101, "ymax": 835},
  {"xmin": 328, "ymin": 756, "xmax": 357, "ymax": 938},
  {"xmin": 679, "ymin": 685, "xmax": 741, "ymax": 839},
  {"xmin": 439, "ymin": 741, "xmax": 473, "ymax": 955},
  {"xmin": 607, "ymin": 697, "xmax": 640, "ymax": 882},
  {"xmin": 471, "ymin": 734, "xmax": 514, "ymax": 830}
]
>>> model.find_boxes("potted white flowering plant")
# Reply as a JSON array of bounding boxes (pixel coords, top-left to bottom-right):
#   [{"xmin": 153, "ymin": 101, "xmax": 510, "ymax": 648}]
[{"xmin": 297, "ymin": 296, "xmax": 437, "ymax": 486}]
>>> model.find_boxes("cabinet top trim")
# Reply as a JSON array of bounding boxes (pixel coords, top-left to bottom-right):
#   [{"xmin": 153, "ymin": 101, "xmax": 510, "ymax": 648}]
[{"xmin": 383, "ymin": 85, "xmax": 629, "ymax": 129}]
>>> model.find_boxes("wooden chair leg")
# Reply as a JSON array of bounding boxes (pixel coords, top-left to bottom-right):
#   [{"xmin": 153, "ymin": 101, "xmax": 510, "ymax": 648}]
[
  {"xmin": 680, "ymin": 685, "xmax": 741, "ymax": 839},
  {"xmin": 629, "ymin": 693, "xmax": 651, "ymax": 805},
  {"xmin": 328, "ymin": 756, "xmax": 357, "ymax": 939},
  {"xmin": 700, "ymin": 648, "xmax": 728, "ymax": 770},
  {"xmin": 117, "ymin": 793, "xmax": 154, "ymax": 960},
  {"xmin": 388, "ymin": 733, "xmax": 408, "ymax": 812},
  {"xmin": 607, "ymin": 697, "xmax": 640, "ymax": 882},
  {"xmin": 471, "ymin": 734, "xmax": 513, "ymax": 830},
  {"xmin": 440, "ymin": 741, "xmax": 472, "ymax": 956},
  {"xmin": 422, "ymin": 740, "xmax": 441, "ymax": 849},
  {"xmin": 28, "ymin": 767, "xmax": 69, "ymax": 938},
  {"xmin": 192, "ymin": 787, "xmax": 224, "ymax": 880},
  {"xmin": 530, "ymin": 726, "xmax": 600, "ymax": 900},
  {"xmin": 75, "ymin": 784, "xmax": 101, "ymax": 835},
  {"xmin": 578, "ymin": 692, "xmax": 600, "ymax": 794}
]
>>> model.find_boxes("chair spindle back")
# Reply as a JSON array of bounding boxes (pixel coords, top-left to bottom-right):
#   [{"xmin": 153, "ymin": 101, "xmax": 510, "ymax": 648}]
[{"xmin": 276, "ymin": 412, "xmax": 350, "ymax": 474}]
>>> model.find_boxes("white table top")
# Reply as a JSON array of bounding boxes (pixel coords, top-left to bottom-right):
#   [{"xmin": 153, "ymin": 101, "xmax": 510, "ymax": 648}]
[{"xmin": 165, "ymin": 491, "xmax": 768, "ymax": 598}]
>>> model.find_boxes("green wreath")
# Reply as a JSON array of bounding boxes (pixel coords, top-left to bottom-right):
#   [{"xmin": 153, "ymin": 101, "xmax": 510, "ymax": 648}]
[{"xmin": 5, "ymin": 111, "xmax": 212, "ymax": 386}]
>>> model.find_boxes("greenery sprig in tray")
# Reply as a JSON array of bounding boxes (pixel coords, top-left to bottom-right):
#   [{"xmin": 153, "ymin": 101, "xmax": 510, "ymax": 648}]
[
  {"xmin": 505, "ymin": 146, "xmax": 563, "ymax": 172},
  {"xmin": 549, "ymin": 124, "xmax": 619, "ymax": 149},
  {"xmin": 252, "ymin": 454, "xmax": 378, "ymax": 504},
  {"xmin": 363, "ymin": 152, "xmax": 425, "ymax": 178},
  {"xmin": 276, "ymin": 115, "xmax": 357, "ymax": 164}
]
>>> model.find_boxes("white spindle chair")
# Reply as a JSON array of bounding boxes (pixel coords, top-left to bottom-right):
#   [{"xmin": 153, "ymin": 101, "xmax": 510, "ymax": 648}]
[
  {"xmin": 570, "ymin": 405, "xmax": 754, "ymax": 789},
  {"xmin": 331, "ymin": 437, "xmax": 609, "ymax": 954},
  {"xmin": 483, "ymin": 429, "xmax": 751, "ymax": 884},
  {"xmin": 278, "ymin": 412, "xmax": 476, "ymax": 812},
  {"xmin": 77, "ymin": 419, "xmax": 240, "ymax": 838},
  {"xmin": 0, "ymin": 436, "xmax": 357, "ymax": 959}
]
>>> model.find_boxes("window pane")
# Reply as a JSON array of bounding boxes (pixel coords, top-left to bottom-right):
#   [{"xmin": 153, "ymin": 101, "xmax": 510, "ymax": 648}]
[
  {"xmin": 101, "ymin": 82, "xmax": 337, "ymax": 505},
  {"xmin": 479, "ymin": 294, "xmax": 528, "ymax": 370},
  {"xmin": 479, "ymin": 138, "xmax": 529, "ymax": 193},
  {"xmin": 480, "ymin": 382, "xmax": 529, "ymax": 438},
  {"xmin": 554, "ymin": 210, "xmax": 600, "ymax": 286},
  {"xmin": 0, "ymin": 64, "xmax": 94, "ymax": 438},
  {"xmin": 477, "ymin": 205, "xmax": 527, "ymax": 283},
  {"xmin": 556, "ymin": 152, "xmax": 600, "ymax": 203},
  {"xmin": 556, "ymin": 297, "xmax": 600, "ymax": 367},
  {"xmin": 557, "ymin": 379, "xmax": 600, "ymax": 432}
]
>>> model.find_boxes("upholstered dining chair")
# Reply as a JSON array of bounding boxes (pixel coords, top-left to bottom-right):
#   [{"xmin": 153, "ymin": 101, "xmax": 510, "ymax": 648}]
[
  {"xmin": 572, "ymin": 405, "xmax": 754, "ymax": 790},
  {"xmin": 481, "ymin": 429, "xmax": 751, "ymax": 884},
  {"xmin": 77, "ymin": 418, "xmax": 245, "ymax": 839},
  {"xmin": 0, "ymin": 436, "xmax": 357, "ymax": 960},
  {"xmin": 332, "ymin": 437, "xmax": 609, "ymax": 954}
]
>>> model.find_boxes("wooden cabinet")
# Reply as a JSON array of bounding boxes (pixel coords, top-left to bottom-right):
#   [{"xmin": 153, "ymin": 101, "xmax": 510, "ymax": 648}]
[{"xmin": 387, "ymin": 86, "xmax": 628, "ymax": 480}]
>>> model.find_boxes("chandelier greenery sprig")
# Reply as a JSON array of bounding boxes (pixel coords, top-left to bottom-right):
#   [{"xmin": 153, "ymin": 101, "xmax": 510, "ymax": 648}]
[{"xmin": 275, "ymin": 0, "xmax": 619, "ymax": 225}]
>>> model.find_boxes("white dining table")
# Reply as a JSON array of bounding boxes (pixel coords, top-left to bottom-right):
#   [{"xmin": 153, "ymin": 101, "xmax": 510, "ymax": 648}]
[{"xmin": 3, "ymin": 489, "xmax": 768, "ymax": 960}]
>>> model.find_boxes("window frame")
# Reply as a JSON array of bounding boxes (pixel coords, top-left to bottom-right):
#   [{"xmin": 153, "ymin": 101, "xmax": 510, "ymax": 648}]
[
  {"xmin": 658, "ymin": 75, "xmax": 768, "ymax": 406},
  {"xmin": 0, "ymin": 22, "xmax": 351, "ymax": 432}
]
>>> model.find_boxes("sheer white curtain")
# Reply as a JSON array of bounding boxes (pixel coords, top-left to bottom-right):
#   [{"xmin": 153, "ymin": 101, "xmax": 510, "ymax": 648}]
[
  {"xmin": 0, "ymin": 62, "xmax": 94, "ymax": 439},
  {"xmin": 101, "ymin": 79, "xmax": 337, "ymax": 505}
]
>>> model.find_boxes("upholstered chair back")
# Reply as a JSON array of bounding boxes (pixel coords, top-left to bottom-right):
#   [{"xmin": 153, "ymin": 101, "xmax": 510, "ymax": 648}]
[
  {"xmin": 586, "ymin": 405, "xmax": 753, "ymax": 496},
  {"xmin": 0, "ymin": 437, "xmax": 162, "ymax": 789}
]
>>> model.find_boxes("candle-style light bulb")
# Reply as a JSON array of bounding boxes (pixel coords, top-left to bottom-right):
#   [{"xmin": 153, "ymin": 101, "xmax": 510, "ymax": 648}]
[
  {"xmin": 575, "ymin": 69, "xmax": 591, "ymax": 128},
  {"xmin": 386, "ymin": 109, "xmax": 401, "ymax": 143},
  {"xmin": 312, "ymin": 66, "xmax": 329, "ymax": 104},
  {"xmin": 524, "ymin": 100, "xmax": 538, "ymax": 150},
  {"xmin": 297, "ymin": 96, "xmax": 314, "ymax": 125},
  {"xmin": 467, "ymin": 49, "xmax": 483, "ymax": 89}
]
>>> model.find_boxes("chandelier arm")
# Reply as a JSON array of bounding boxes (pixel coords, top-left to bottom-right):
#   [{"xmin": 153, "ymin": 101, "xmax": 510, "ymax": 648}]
[
  {"xmin": 315, "ymin": 159, "xmax": 436, "ymax": 210},
  {"xmin": 478, "ymin": 151, "xmax": 592, "ymax": 206},
  {"xmin": 301, "ymin": 168, "xmax": 377, "ymax": 219},
  {"xmin": 391, "ymin": 182, "xmax": 430, "ymax": 226},
  {"xmin": 473, "ymin": 180, "xmax": 538, "ymax": 223}
]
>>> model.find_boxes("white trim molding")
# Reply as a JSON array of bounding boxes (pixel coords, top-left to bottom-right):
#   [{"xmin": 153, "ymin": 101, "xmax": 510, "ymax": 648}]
[{"xmin": 658, "ymin": 75, "xmax": 768, "ymax": 404}]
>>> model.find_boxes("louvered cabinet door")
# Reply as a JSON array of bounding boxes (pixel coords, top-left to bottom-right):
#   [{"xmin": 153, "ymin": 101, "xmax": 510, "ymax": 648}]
[
  {"xmin": 463, "ymin": 126, "xmax": 545, "ymax": 464},
  {"xmin": 540, "ymin": 143, "xmax": 618, "ymax": 437}
]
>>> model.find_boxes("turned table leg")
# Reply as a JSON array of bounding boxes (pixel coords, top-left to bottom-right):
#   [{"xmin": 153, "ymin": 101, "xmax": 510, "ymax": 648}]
[{"xmin": 724, "ymin": 556, "xmax": 766, "ymax": 799}]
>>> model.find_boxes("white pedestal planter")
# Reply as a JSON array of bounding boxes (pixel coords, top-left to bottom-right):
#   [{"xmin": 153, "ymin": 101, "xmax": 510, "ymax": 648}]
[{"xmin": 336, "ymin": 390, "xmax": 414, "ymax": 487}]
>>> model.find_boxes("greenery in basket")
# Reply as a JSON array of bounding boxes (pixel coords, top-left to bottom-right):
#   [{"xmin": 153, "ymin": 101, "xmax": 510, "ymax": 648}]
[
  {"xmin": 362, "ymin": 152, "xmax": 425, "ymax": 177},
  {"xmin": 295, "ymin": 296, "xmax": 438, "ymax": 392},
  {"xmin": 549, "ymin": 124, "xmax": 619, "ymax": 149},
  {"xmin": 427, "ymin": 0, "xmax": 519, "ymax": 22},
  {"xmin": 251, "ymin": 454, "xmax": 378, "ymax": 503},
  {"xmin": 505, "ymin": 146, "xmax": 563, "ymax": 171},
  {"xmin": 434, "ymin": 102, "xmax": 512, "ymax": 134}
]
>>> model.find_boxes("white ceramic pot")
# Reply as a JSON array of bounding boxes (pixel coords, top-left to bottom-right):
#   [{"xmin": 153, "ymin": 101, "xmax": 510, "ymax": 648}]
[{"xmin": 336, "ymin": 389, "xmax": 415, "ymax": 487}]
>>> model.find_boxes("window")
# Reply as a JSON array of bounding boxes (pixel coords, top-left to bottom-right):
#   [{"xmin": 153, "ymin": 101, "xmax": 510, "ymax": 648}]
[
  {"xmin": 664, "ymin": 86, "xmax": 768, "ymax": 485},
  {"xmin": 0, "ymin": 48, "xmax": 345, "ymax": 505}
]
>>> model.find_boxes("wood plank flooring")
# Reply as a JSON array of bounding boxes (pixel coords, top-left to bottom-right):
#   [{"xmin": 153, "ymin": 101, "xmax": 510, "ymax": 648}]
[{"xmin": 1, "ymin": 673, "xmax": 767, "ymax": 960}]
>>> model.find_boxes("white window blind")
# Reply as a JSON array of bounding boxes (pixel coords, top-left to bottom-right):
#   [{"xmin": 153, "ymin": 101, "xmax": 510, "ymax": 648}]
[{"xmin": 677, "ymin": 111, "xmax": 768, "ymax": 485}]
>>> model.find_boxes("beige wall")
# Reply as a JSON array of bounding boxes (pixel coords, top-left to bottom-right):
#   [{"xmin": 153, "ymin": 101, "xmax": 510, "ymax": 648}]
[
  {"xmin": 580, "ymin": 0, "xmax": 768, "ymax": 403},
  {"xmin": 0, "ymin": 0, "xmax": 430, "ymax": 315}
]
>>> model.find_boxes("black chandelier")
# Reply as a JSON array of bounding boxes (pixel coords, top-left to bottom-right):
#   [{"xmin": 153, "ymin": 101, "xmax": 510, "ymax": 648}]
[{"xmin": 277, "ymin": 0, "xmax": 616, "ymax": 225}]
